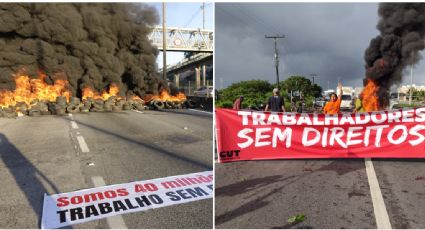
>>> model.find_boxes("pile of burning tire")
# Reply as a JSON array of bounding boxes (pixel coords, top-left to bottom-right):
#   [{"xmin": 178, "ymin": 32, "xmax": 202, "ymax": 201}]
[{"xmin": 0, "ymin": 96, "xmax": 198, "ymax": 118}]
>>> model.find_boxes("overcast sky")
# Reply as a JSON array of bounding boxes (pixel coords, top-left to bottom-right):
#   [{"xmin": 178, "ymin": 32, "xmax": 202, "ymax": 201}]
[{"xmin": 215, "ymin": 3, "xmax": 425, "ymax": 90}]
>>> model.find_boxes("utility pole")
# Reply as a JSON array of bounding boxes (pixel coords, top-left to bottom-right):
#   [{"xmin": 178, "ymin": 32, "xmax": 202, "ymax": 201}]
[
  {"xmin": 162, "ymin": 3, "xmax": 167, "ymax": 81},
  {"xmin": 202, "ymin": 3, "xmax": 205, "ymax": 29},
  {"xmin": 265, "ymin": 35, "xmax": 285, "ymax": 89},
  {"xmin": 409, "ymin": 64, "xmax": 413, "ymax": 105},
  {"xmin": 310, "ymin": 73, "xmax": 318, "ymax": 106}
]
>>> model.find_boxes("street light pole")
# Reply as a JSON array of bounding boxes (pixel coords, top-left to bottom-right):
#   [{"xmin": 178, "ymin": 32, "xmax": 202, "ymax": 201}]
[
  {"xmin": 265, "ymin": 35, "xmax": 285, "ymax": 89},
  {"xmin": 162, "ymin": 3, "xmax": 167, "ymax": 81}
]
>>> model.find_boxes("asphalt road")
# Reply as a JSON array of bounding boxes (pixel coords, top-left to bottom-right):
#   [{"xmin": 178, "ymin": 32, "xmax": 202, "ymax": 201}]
[
  {"xmin": 0, "ymin": 109, "xmax": 213, "ymax": 229},
  {"xmin": 215, "ymin": 159, "xmax": 425, "ymax": 229}
]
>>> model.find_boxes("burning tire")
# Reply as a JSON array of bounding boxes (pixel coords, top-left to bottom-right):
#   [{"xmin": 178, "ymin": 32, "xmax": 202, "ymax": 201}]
[
  {"xmin": 56, "ymin": 96, "xmax": 67, "ymax": 106},
  {"xmin": 70, "ymin": 97, "xmax": 81, "ymax": 105},
  {"xmin": 133, "ymin": 103, "xmax": 144, "ymax": 111},
  {"xmin": 164, "ymin": 101, "xmax": 175, "ymax": 109},
  {"xmin": 92, "ymin": 99, "xmax": 104, "ymax": 112},
  {"xmin": 81, "ymin": 100, "xmax": 92, "ymax": 112},
  {"xmin": 80, "ymin": 106, "xmax": 90, "ymax": 113},
  {"xmin": 185, "ymin": 99, "xmax": 198, "ymax": 108},
  {"xmin": 38, "ymin": 102, "xmax": 49, "ymax": 112},
  {"xmin": 112, "ymin": 105, "xmax": 122, "ymax": 111},
  {"xmin": 67, "ymin": 105, "xmax": 80, "ymax": 113},
  {"xmin": 122, "ymin": 103, "xmax": 131, "ymax": 110},
  {"xmin": 2, "ymin": 108, "xmax": 17, "ymax": 118},
  {"xmin": 41, "ymin": 111, "xmax": 51, "ymax": 115},
  {"xmin": 90, "ymin": 100, "xmax": 104, "ymax": 112},
  {"xmin": 15, "ymin": 102, "xmax": 28, "ymax": 115},
  {"xmin": 174, "ymin": 102, "xmax": 183, "ymax": 109},
  {"xmin": 104, "ymin": 101, "xmax": 113, "ymax": 112},
  {"xmin": 55, "ymin": 107, "xmax": 66, "ymax": 116},
  {"xmin": 90, "ymin": 107, "xmax": 104, "ymax": 112},
  {"xmin": 151, "ymin": 100, "xmax": 164, "ymax": 110},
  {"xmin": 28, "ymin": 108, "xmax": 41, "ymax": 117}
]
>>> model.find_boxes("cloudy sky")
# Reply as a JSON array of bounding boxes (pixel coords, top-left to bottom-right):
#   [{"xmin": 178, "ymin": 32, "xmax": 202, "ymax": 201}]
[{"xmin": 215, "ymin": 3, "xmax": 425, "ymax": 90}]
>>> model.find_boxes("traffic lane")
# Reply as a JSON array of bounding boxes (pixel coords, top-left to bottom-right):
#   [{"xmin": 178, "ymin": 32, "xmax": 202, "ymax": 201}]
[
  {"xmin": 0, "ymin": 116, "xmax": 98, "ymax": 228},
  {"xmin": 70, "ymin": 111, "xmax": 212, "ymax": 182},
  {"xmin": 372, "ymin": 159, "xmax": 425, "ymax": 228},
  {"xmin": 124, "ymin": 200, "xmax": 212, "ymax": 229},
  {"xmin": 138, "ymin": 109, "xmax": 213, "ymax": 138},
  {"xmin": 215, "ymin": 159, "xmax": 375, "ymax": 229},
  {"xmin": 159, "ymin": 108, "xmax": 213, "ymax": 118},
  {"xmin": 70, "ymin": 111, "xmax": 213, "ymax": 228}
]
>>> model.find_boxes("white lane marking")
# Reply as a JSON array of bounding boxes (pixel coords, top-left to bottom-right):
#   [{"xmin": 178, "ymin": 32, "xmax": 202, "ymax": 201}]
[
  {"xmin": 71, "ymin": 121, "xmax": 79, "ymax": 129},
  {"xmin": 365, "ymin": 158, "xmax": 392, "ymax": 229},
  {"xmin": 91, "ymin": 176, "xmax": 128, "ymax": 229},
  {"xmin": 131, "ymin": 109, "xmax": 144, "ymax": 114},
  {"xmin": 76, "ymin": 135, "xmax": 90, "ymax": 153},
  {"xmin": 188, "ymin": 109, "xmax": 213, "ymax": 115}
]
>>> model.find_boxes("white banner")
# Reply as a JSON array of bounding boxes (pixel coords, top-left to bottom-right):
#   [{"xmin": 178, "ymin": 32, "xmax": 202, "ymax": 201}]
[{"xmin": 41, "ymin": 171, "xmax": 213, "ymax": 229}]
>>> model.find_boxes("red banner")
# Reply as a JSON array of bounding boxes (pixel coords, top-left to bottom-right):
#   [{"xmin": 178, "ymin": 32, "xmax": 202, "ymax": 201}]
[{"xmin": 215, "ymin": 108, "xmax": 425, "ymax": 162}]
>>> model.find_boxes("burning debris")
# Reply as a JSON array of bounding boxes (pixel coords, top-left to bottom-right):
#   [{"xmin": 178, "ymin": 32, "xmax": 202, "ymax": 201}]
[
  {"xmin": 0, "ymin": 72, "xmax": 191, "ymax": 118},
  {"xmin": 362, "ymin": 3, "xmax": 425, "ymax": 111},
  {"xmin": 0, "ymin": 3, "xmax": 167, "ymax": 99},
  {"xmin": 0, "ymin": 3, "xmax": 195, "ymax": 118}
]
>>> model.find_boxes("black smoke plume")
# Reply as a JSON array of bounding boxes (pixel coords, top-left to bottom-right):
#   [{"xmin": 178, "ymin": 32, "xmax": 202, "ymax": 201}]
[
  {"xmin": 364, "ymin": 3, "xmax": 425, "ymax": 107},
  {"xmin": 0, "ymin": 3, "xmax": 166, "ymax": 98}
]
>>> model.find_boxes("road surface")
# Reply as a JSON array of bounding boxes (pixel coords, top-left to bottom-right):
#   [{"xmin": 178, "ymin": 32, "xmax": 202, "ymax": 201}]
[
  {"xmin": 215, "ymin": 159, "xmax": 425, "ymax": 229},
  {"xmin": 0, "ymin": 109, "xmax": 213, "ymax": 228}
]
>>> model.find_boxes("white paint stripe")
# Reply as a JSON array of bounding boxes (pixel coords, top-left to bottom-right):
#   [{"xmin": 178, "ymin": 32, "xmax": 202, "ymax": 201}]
[
  {"xmin": 131, "ymin": 109, "xmax": 144, "ymax": 114},
  {"xmin": 91, "ymin": 176, "xmax": 128, "ymax": 229},
  {"xmin": 365, "ymin": 158, "xmax": 392, "ymax": 229},
  {"xmin": 71, "ymin": 121, "xmax": 79, "ymax": 129},
  {"xmin": 76, "ymin": 135, "xmax": 90, "ymax": 153},
  {"xmin": 188, "ymin": 109, "xmax": 213, "ymax": 114}
]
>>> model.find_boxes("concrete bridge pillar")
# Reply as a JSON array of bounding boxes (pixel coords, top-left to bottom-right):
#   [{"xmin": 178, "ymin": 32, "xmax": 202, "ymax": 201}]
[
  {"xmin": 174, "ymin": 73, "xmax": 180, "ymax": 88},
  {"xmin": 195, "ymin": 66, "xmax": 201, "ymax": 89},
  {"xmin": 202, "ymin": 64, "xmax": 206, "ymax": 86}
]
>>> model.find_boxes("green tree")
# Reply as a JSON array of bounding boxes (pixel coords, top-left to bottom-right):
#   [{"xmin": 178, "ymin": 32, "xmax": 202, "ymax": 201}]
[
  {"xmin": 278, "ymin": 76, "xmax": 323, "ymax": 111},
  {"xmin": 216, "ymin": 80, "xmax": 273, "ymax": 108}
]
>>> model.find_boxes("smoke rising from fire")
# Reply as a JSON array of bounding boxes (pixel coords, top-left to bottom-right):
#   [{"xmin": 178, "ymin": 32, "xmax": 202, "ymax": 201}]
[
  {"xmin": 0, "ymin": 3, "xmax": 166, "ymax": 98},
  {"xmin": 364, "ymin": 3, "xmax": 425, "ymax": 108}
]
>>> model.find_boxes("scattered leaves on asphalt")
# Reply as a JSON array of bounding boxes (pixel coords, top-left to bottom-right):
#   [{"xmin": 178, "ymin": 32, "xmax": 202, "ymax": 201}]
[{"xmin": 287, "ymin": 214, "xmax": 306, "ymax": 224}]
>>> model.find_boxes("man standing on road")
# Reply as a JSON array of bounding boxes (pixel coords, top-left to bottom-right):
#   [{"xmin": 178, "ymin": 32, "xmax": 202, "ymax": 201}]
[
  {"xmin": 233, "ymin": 96, "xmax": 244, "ymax": 110},
  {"xmin": 323, "ymin": 82, "xmax": 343, "ymax": 114},
  {"xmin": 265, "ymin": 88, "xmax": 285, "ymax": 112}
]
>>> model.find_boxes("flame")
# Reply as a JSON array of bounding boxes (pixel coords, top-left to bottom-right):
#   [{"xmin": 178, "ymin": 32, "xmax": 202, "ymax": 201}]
[
  {"xmin": 132, "ymin": 95, "xmax": 142, "ymax": 100},
  {"xmin": 0, "ymin": 72, "xmax": 71, "ymax": 108},
  {"xmin": 361, "ymin": 79, "xmax": 380, "ymax": 112},
  {"xmin": 82, "ymin": 83, "xmax": 122, "ymax": 101},
  {"xmin": 144, "ymin": 90, "xmax": 187, "ymax": 103}
]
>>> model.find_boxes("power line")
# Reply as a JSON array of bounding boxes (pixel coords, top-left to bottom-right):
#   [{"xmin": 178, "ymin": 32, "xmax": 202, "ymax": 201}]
[{"xmin": 183, "ymin": 3, "xmax": 212, "ymax": 28}]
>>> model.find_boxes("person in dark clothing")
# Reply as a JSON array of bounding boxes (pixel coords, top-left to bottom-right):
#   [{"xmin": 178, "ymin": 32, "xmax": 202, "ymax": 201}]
[
  {"xmin": 233, "ymin": 96, "xmax": 244, "ymax": 110},
  {"xmin": 265, "ymin": 88, "xmax": 285, "ymax": 112},
  {"xmin": 297, "ymin": 98, "xmax": 305, "ymax": 113}
]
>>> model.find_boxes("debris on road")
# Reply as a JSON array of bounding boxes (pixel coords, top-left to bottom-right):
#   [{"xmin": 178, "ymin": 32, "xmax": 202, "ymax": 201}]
[{"xmin": 287, "ymin": 214, "xmax": 306, "ymax": 224}]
